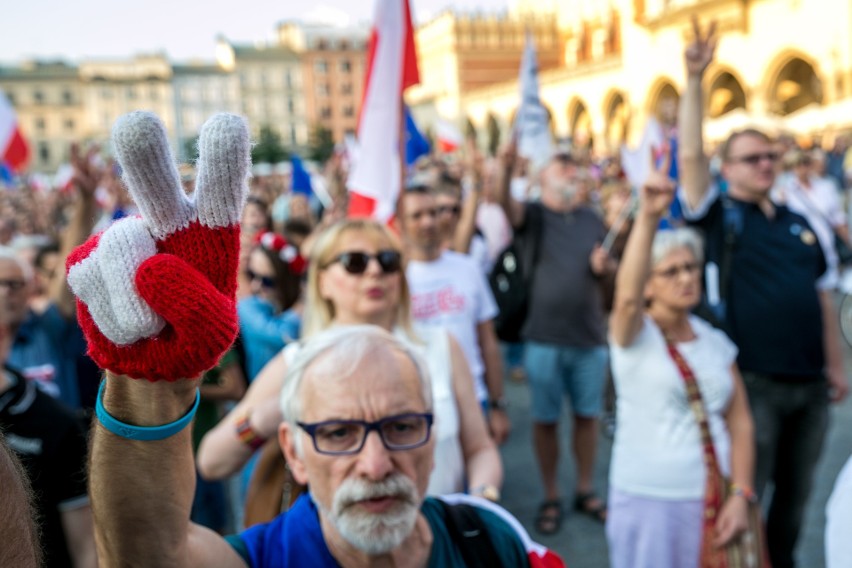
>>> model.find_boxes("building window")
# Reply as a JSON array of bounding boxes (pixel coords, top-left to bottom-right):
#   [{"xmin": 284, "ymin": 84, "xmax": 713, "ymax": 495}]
[
  {"xmin": 64, "ymin": 119, "xmax": 75, "ymax": 132},
  {"xmin": 340, "ymin": 60, "xmax": 352, "ymax": 73},
  {"xmin": 62, "ymin": 90, "xmax": 73, "ymax": 105},
  {"xmin": 341, "ymin": 83, "xmax": 353, "ymax": 96},
  {"xmin": 287, "ymin": 98, "xmax": 294, "ymax": 113},
  {"xmin": 318, "ymin": 83, "xmax": 330, "ymax": 96},
  {"xmin": 315, "ymin": 60, "xmax": 328, "ymax": 74},
  {"xmin": 342, "ymin": 105, "xmax": 355, "ymax": 118},
  {"xmin": 290, "ymin": 125, "xmax": 297, "ymax": 145},
  {"xmin": 285, "ymin": 71, "xmax": 293, "ymax": 88},
  {"xmin": 149, "ymin": 87, "xmax": 159, "ymax": 100},
  {"xmin": 38, "ymin": 142, "xmax": 50, "ymax": 163},
  {"xmin": 5, "ymin": 92, "xmax": 14, "ymax": 105},
  {"xmin": 35, "ymin": 117, "xmax": 46, "ymax": 132},
  {"xmin": 320, "ymin": 106, "xmax": 332, "ymax": 119},
  {"xmin": 33, "ymin": 90, "xmax": 44, "ymax": 104},
  {"xmin": 127, "ymin": 87, "xmax": 137, "ymax": 99}
]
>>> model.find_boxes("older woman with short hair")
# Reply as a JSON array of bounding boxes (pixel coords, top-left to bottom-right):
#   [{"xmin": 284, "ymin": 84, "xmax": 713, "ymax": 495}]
[{"xmin": 606, "ymin": 166, "xmax": 755, "ymax": 568}]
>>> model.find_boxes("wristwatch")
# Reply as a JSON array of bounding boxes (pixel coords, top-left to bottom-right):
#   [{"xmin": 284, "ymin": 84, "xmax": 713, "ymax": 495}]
[
  {"xmin": 471, "ymin": 484, "xmax": 501, "ymax": 502},
  {"xmin": 488, "ymin": 397, "xmax": 509, "ymax": 411}
]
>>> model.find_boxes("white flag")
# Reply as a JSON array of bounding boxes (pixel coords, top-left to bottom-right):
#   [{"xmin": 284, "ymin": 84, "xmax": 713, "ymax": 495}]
[{"xmin": 516, "ymin": 34, "xmax": 553, "ymax": 171}]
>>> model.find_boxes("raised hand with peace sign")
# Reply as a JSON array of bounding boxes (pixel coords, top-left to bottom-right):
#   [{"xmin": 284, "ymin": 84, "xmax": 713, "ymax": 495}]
[
  {"xmin": 66, "ymin": 111, "xmax": 250, "ymax": 381},
  {"xmin": 684, "ymin": 15, "xmax": 717, "ymax": 78}
]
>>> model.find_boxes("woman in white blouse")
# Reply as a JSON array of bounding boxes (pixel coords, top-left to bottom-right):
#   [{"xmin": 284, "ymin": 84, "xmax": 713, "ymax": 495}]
[{"xmin": 606, "ymin": 164, "xmax": 755, "ymax": 568}]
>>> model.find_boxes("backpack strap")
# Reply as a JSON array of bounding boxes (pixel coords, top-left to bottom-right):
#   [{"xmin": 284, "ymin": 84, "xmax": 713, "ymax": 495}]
[
  {"xmin": 439, "ymin": 500, "xmax": 503, "ymax": 568},
  {"xmin": 519, "ymin": 202, "xmax": 544, "ymax": 289},
  {"xmin": 717, "ymin": 194, "xmax": 743, "ymax": 311}
]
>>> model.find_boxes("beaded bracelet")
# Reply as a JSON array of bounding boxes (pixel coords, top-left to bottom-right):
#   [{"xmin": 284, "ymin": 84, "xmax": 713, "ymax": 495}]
[
  {"xmin": 235, "ymin": 414, "xmax": 268, "ymax": 451},
  {"xmin": 95, "ymin": 380, "xmax": 200, "ymax": 441},
  {"xmin": 730, "ymin": 483, "xmax": 758, "ymax": 504}
]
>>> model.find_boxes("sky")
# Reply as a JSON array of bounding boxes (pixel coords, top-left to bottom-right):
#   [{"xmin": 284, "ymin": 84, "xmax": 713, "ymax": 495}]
[{"xmin": 2, "ymin": 0, "xmax": 512, "ymax": 64}]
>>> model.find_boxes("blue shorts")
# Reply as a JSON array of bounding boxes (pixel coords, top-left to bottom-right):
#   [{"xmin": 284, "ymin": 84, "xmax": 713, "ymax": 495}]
[{"xmin": 524, "ymin": 341, "xmax": 608, "ymax": 422}]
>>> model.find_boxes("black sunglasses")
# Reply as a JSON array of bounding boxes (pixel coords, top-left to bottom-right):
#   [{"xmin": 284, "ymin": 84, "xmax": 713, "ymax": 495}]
[
  {"xmin": 245, "ymin": 269, "xmax": 276, "ymax": 288},
  {"xmin": 730, "ymin": 152, "xmax": 779, "ymax": 165},
  {"xmin": 327, "ymin": 250, "xmax": 402, "ymax": 275}
]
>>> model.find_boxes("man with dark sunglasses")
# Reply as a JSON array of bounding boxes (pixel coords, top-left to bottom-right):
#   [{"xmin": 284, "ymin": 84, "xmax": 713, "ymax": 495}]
[
  {"xmin": 678, "ymin": 18, "xmax": 848, "ymax": 568},
  {"xmin": 400, "ymin": 186, "xmax": 511, "ymax": 448}
]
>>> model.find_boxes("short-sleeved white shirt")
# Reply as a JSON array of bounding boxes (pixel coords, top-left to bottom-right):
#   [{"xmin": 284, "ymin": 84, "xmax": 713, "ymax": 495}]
[
  {"xmin": 407, "ymin": 251, "xmax": 499, "ymax": 402},
  {"xmin": 609, "ymin": 315, "xmax": 738, "ymax": 499}
]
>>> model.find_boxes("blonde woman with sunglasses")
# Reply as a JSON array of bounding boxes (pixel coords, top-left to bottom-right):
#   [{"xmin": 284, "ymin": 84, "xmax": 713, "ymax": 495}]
[{"xmin": 198, "ymin": 219, "xmax": 502, "ymax": 510}]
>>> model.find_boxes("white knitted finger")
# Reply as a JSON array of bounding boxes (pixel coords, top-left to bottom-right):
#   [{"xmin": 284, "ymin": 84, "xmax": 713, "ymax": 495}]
[
  {"xmin": 68, "ymin": 219, "xmax": 165, "ymax": 345},
  {"xmin": 193, "ymin": 113, "xmax": 251, "ymax": 228},
  {"xmin": 112, "ymin": 111, "xmax": 195, "ymax": 240},
  {"xmin": 95, "ymin": 217, "xmax": 166, "ymax": 344}
]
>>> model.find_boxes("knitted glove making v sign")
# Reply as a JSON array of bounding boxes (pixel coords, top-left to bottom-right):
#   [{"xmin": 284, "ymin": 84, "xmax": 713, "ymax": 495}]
[{"xmin": 66, "ymin": 112, "xmax": 250, "ymax": 381}]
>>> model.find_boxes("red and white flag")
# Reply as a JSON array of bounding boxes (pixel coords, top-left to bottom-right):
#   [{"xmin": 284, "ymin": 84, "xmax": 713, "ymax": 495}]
[
  {"xmin": 347, "ymin": 0, "xmax": 420, "ymax": 222},
  {"xmin": 435, "ymin": 120, "xmax": 464, "ymax": 154},
  {"xmin": 0, "ymin": 91, "xmax": 29, "ymax": 173}
]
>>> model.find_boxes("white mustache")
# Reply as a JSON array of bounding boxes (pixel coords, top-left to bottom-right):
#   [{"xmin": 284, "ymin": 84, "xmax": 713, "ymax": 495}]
[{"xmin": 333, "ymin": 474, "xmax": 418, "ymax": 513}]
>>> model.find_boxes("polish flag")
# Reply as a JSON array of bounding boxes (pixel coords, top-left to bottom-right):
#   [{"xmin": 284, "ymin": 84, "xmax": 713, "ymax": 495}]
[
  {"xmin": 435, "ymin": 120, "xmax": 463, "ymax": 154},
  {"xmin": 347, "ymin": 0, "xmax": 420, "ymax": 222},
  {"xmin": 0, "ymin": 91, "xmax": 29, "ymax": 173}
]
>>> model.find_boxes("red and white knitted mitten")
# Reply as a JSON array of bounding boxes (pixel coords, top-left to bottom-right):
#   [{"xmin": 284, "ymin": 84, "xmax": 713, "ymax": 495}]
[{"xmin": 66, "ymin": 111, "xmax": 250, "ymax": 381}]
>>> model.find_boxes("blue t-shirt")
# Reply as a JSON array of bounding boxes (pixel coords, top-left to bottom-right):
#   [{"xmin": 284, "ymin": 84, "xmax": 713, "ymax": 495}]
[
  {"xmin": 237, "ymin": 296, "xmax": 301, "ymax": 380},
  {"xmin": 228, "ymin": 494, "xmax": 531, "ymax": 568}
]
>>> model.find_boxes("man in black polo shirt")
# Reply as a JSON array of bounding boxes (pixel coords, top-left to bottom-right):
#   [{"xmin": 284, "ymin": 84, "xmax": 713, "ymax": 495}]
[{"xmin": 677, "ymin": 19, "xmax": 849, "ymax": 568}]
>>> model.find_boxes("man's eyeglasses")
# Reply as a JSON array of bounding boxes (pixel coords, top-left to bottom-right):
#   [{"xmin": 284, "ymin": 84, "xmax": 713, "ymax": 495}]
[
  {"xmin": 729, "ymin": 152, "xmax": 779, "ymax": 166},
  {"xmin": 0, "ymin": 279, "xmax": 27, "ymax": 292},
  {"xmin": 652, "ymin": 262, "xmax": 701, "ymax": 280},
  {"xmin": 326, "ymin": 250, "xmax": 402, "ymax": 275},
  {"xmin": 245, "ymin": 269, "xmax": 276, "ymax": 288},
  {"xmin": 297, "ymin": 413, "xmax": 434, "ymax": 455},
  {"xmin": 436, "ymin": 204, "xmax": 461, "ymax": 216}
]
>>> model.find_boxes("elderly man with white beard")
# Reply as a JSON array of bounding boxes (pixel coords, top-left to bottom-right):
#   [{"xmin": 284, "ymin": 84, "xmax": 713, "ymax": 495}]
[{"xmin": 74, "ymin": 110, "xmax": 562, "ymax": 568}]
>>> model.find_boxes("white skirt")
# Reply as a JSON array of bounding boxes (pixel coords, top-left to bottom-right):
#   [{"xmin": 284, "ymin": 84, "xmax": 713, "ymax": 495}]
[{"xmin": 606, "ymin": 487, "xmax": 704, "ymax": 568}]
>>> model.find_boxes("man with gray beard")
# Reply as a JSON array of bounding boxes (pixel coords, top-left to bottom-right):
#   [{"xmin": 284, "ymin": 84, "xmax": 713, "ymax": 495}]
[
  {"xmin": 87, "ymin": 325, "xmax": 564, "ymax": 567},
  {"xmin": 496, "ymin": 146, "xmax": 615, "ymax": 534}
]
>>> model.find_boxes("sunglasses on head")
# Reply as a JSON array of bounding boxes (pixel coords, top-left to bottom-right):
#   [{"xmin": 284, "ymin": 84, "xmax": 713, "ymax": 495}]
[
  {"xmin": 245, "ymin": 269, "xmax": 276, "ymax": 288},
  {"xmin": 327, "ymin": 250, "xmax": 402, "ymax": 275}
]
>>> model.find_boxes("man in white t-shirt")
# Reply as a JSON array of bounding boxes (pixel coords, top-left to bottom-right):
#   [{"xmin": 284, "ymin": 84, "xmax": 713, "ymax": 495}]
[{"xmin": 399, "ymin": 186, "xmax": 510, "ymax": 444}]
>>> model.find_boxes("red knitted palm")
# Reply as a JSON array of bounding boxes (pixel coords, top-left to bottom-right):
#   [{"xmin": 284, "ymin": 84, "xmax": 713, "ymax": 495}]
[{"xmin": 66, "ymin": 112, "xmax": 250, "ymax": 381}]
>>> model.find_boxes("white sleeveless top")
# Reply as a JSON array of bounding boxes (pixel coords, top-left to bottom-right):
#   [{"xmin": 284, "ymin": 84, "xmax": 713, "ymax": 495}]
[{"xmin": 281, "ymin": 324, "xmax": 465, "ymax": 496}]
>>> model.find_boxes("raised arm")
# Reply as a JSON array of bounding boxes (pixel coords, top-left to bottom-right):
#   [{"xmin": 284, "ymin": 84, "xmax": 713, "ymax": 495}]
[
  {"xmin": 49, "ymin": 144, "xmax": 99, "ymax": 318},
  {"xmin": 65, "ymin": 112, "xmax": 252, "ymax": 567},
  {"xmin": 494, "ymin": 139, "xmax": 526, "ymax": 229},
  {"xmin": 610, "ymin": 157, "xmax": 676, "ymax": 347},
  {"xmin": 678, "ymin": 16, "xmax": 717, "ymax": 211}
]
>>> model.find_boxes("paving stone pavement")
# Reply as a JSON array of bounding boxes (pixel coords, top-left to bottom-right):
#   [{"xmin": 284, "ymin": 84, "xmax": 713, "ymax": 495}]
[{"xmin": 497, "ymin": 344, "xmax": 852, "ymax": 568}]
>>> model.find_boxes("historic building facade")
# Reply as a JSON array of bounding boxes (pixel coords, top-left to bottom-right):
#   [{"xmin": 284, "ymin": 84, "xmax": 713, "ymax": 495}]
[{"xmin": 457, "ymin": 0, "xmax": 852, "ymax": 153}]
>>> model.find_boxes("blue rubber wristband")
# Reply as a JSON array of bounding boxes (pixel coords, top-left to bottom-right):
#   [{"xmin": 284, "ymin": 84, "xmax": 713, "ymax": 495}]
[{"xmin": 95, "ymin": 380, "xmax": 200, "ymax": 441}]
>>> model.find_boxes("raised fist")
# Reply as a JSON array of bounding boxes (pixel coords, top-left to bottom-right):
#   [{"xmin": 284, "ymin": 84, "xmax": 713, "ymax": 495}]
[{"xmin": 66, "ymin": 112, "xmax": 250, "ymax": 381}]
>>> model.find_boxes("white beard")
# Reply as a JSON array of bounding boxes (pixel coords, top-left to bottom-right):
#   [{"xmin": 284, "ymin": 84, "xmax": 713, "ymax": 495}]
[{"xmin": 319, "ymin": 474, "xmax": 421, "ymax": 555}]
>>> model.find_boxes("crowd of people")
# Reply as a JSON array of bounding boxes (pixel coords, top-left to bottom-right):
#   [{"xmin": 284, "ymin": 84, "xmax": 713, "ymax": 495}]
[{"xmin": 2, "ymin": 16, "xmax": 852, "ymax": 568}]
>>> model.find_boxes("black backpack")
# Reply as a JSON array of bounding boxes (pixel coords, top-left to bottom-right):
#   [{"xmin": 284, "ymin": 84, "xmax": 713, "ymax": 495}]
[
  {"xmin": 488, "ymin": 204, "xmax": 543, "ymax": 343},
  {"xmin": 438, "ymin": 500, "xmax": 504, "ymax": 568}
]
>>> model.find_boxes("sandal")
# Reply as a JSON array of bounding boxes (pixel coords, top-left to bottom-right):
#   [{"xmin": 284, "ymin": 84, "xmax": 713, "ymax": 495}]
[
  {"xmin": 573, "ymin": 492, "xmax": 607, "ymax": 523},
  {"xmin": 534, "ymin": 499, "xmax": 563, "ymax": 535}
]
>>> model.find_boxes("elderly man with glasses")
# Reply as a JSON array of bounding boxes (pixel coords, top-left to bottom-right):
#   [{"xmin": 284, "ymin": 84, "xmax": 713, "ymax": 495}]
[
  {"xmin": 678, "ymin": 18, "xmax": 848, "ymax": 568},
  {"xmin": 74, "ymin": 111, "xmax": 561, "ymax": 568}
]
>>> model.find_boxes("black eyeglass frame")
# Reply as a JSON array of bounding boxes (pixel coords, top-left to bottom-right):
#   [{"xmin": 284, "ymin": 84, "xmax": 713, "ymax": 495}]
[
  {"xmin": 245, "ymin": 269, "xmax": 276, "ymax": 288},
  {"xmin": 324, "ymin": 250, "xmax": 402, "ymax": 275},
  {"xmin": 297, "ymin": 412, "xmax": 434, "ymax": 455}
]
